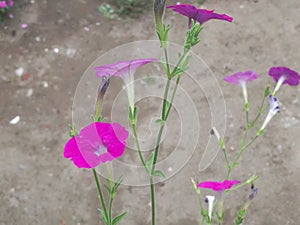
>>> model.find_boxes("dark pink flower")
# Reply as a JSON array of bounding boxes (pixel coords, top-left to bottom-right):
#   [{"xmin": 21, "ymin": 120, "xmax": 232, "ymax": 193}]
[
  {"xmin": 167, "ymin": 4, "xmax": 232, "ymax": 27},
  {"xmin": 268, "ymin": 66, "xmax": 300, "ymax": 86},
  {"xmin": 198, "ymin": 180, "xmax": 240, "ymax": 192},
  {"xmin": 64, "ymin": 122, "xmax": 129, "ymax": 168},
  {"xmin": 0, "ymin": 1, "xmax": 7, "ymax": 8},
  {"xmin": 223, "ymin": 70, "xmax": 258, "ymax": 85}
]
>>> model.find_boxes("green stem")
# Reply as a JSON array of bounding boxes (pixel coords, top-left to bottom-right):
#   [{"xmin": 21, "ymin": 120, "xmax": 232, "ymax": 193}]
[
  {"xmin": 227, "ymin": 134, "xmax": 259, "ymax": 179},
  {"xmin": 108, "ymin": 196, "xmax": 114, "ymax": 225},
  {"xmin": 162, "ymin": 78, "xmax": 171, "ymax": 120},
  {"xmin": 150, "ymin": 177, "xmax": 156, "ymax": 225},
  {"xmin": 131, "ymin": 123, "xmax": 146, "ymax": 167},
  {"xmin": 92, "ymin": 169, "xmax": 108, "ymax": 222},
  {"xmin": 163, "ymin": 47, "xmax": 171, "ymax": 78}
]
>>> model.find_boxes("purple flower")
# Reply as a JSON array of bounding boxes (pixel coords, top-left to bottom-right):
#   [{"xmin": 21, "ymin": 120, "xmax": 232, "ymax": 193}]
[
  {"xmin": 224, "ymin": 70, "xmax": 258, "ymax": 85},
  {"xmin": 259, "ymin": 95, "xmax": 280, "ymax": 132},
  {"xmin": 268, "ymin": 66, "xmax": 300, "ymax": 94},
  {"xmin": 0, "ymin": 1, "xmax": 7, "ymax": 8},
  {"xmin": 224, "ymin": 70, "xmax": 258, "ymax": 107},
  {"xmin": 64, "ymin": 122, "xmax": 129, "ymax": 168},
  {"xmin": 95, "ymin": 58, "xmax": 156, "ymax": 108},
  {"xmin": 198, "ymin": 180, "xmax": 240, "ymax": 192},
  {"xmin": 167, "ymin": 4, "xmax": 232, "ymax": 28}
]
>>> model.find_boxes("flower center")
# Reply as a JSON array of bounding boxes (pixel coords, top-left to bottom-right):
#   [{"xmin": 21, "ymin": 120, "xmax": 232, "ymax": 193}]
[{"xmin": 94, "ymin": 144, "xmax": 107, "ymax": 156}]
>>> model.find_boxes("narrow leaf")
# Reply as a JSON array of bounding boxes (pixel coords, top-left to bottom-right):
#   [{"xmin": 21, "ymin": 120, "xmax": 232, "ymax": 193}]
[
  {"xmin": 112, "ymin": 211, "xmax": 128, "ymax": 225},
  {"xmin": 152, "ymin": 169, "xmax": 166, "ymax": 178}
]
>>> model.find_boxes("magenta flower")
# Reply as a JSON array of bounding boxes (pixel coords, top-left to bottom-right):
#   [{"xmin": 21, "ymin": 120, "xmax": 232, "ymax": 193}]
[
  {"xmin": 224, "ymin": 70, "xmax": 258, "ymax": 107},
  {"xmin": 268, "ymin": 66, "xmax": 300, "ymax": 94},
  {"xmin": 64, "ymin": 122, "xmax": 129, "ymax": 168},
  {"xmin": 0, "ymin": 1, "xmax": 7, "ymax": 8},
  {"xmin": 95, "ymin": 58, "xmax": 156, "ymax": 108},
  {"xmin": 198, "ymin": 180, "xmax": 240, "ymax": 192},
  {"xmin": 167, "ymin": 4, "xmax": 232, "ymax": 28}
]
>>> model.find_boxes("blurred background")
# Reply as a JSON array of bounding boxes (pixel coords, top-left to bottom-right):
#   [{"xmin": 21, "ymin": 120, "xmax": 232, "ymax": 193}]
[{"xmin": 0, "ymin": 0, "xmax": 299, "ymax": 224}]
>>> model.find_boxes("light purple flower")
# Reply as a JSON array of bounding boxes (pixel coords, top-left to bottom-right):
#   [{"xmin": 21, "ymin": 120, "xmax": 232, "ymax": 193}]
[
  {"xmin": 64, "ymin": 122, "xmax": 129, "ymax": 168},
  {"xmin": 0, "ymin": 1, "xmax": 7, "ymax": 8},
  {"xmin": 259, "ymin": 95, "xmax": 280, "ymax": 132},
  {"xmin": 268, "ymin": 66, "xmax": 300, "ymax": 94},
  {"xmin": 167, "ymin": 4, "xmax": 232, "ymax": 28},
  {"xmin": 95, "ymin": 58, "xmax": 156, "ymax": 108},
  {"xmin": 198, "ymin": 180, "xmax": 240, "ymax": 192},
  {"xmin": 224, "ymin": 70, "xmax": 258, "ymax": 85},
  {"xmin": 224, "ymin": 70, "xmax": 258, "ymax": 107}
]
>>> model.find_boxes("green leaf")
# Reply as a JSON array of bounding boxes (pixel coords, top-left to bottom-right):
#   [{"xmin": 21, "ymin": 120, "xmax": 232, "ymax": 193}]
[
  {"xmin": 155, "ymin": 119, "xmax": 165, "ymax": 125},
  {"xmin": 98, "ymin": 208, "xmax": 108, "ymax": 225},
  {"xmin": 145, "ymin": 152, "xmax": 155, "ymax": 174},
  {"xmin": 152, "ymin": 169, "xmax": 166, "ymax": 178},
  {"xmin": 112, "ymin": 211, "xmax": 128, "ymax": 225}
]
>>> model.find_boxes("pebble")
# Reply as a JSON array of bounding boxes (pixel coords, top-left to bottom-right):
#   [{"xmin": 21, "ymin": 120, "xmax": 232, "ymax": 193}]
[
  {"xmin": 53, "ymin": 48, "xmax": 59, "ymax": 53},
  {"xmin": 95, "ymin": 22, "xmax": 101, "ymax": 26},
  {"xmin": 42, "ymin": 81, "xmax": 49, "ymax": 88},
  {"xmin": 15, "ymin": 67, "xmax": 24, "ymax": 77},
  {"xmin": 66, "ymin": 48, "xmax": 76, "ymax": 58},
  {"xmin": 26, "ymin": 88, "xmax": 33, "ymax": 97},
  {"xmin": 21, "ymin": 24, "xmax": 28, "ymax": 29},
  {"xmin": 35, "ymin": 36, "xmax": 41, "ymax": 42},
  {"xmin": 44, "ymin": 48, "xmax": 49, "ymax": 52},
  {"xmin": 83, "ymin": 26, "xmax": 90, "ymax": 32},
  {"xmin": 9, "ymin": 116, "xmax": 20, "ymax": 125}
]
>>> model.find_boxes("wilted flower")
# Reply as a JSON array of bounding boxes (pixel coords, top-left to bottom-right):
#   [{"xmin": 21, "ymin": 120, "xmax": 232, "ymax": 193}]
[
  {"xmin": 198, "ymin": 180, "xmax": 240, "ymax": 192},
  {"xmin": 268, "ymin": 66, "xmax": 300, "ymax": 94},
  {"xmin": 224, "ymin": 70, "xmax": 258, "ymax": 107},
  {"xmin": 167, "ymin": 4, "xmax": 232, "ymax": 28},
  {"xmin": 259, "ymin": 95, "xmax": 280, "ymax": 132},
  {"xmin": 64, "ymin": 122, "xmax": 129, "ymax": 168},
  {"xmin": 95, "ymin": 58, "xmax": 156, "ymax": 109}
]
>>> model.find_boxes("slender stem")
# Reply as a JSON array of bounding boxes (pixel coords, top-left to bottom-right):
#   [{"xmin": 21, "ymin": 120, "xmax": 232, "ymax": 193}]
[
  {"xmin": 162, "ymin": 78, "xmax": 171, "ymax": 120},
  {"xmin": 250, "ymin": 94, "xmax": 267, "ymax": 127},
  {"xmin": 108, "ymin": 196, "xmax": 114, "ymax": 225},
  {"xmin": 131, "ymin": 123, "xmax": 146, "ymax": 167},
  {"xmin": 163, "ymin": 47, "xmax": 171, "ymax": 78},
  {"xmin": 150, "ymin": 177, "xmax": 156, "ymax": 225},
  {"xmin": 227, "ymin": 134, "xmax": 259, "ymax": 179},
  {"xmin": 92, "ymin": 169, "xmax": 108, "ymax": 221}
]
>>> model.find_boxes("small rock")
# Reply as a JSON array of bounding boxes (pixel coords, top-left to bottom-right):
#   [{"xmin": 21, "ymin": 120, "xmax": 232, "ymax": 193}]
[
  {"xmin": 66, "ymin": 48, "xmax": 76, "ymax": 58},
  {"xmin": 53, "ymin": 48, "xmax": 59, "ymax": 53},
  {"xmin": 21, "ymin": 73, "xmax": 31, "ymax": 81},
  {"xmin": 15, "ymin": 67, "xmax": 24, "ymax": 77},
  {"xmin": 10, "ymin": 116, "xmax": 20, "ymax": 125},
  {"xmin": 21, "ymin": 23, "xmax": 28, "ymax": 29},
  {"xmin": 42, "ymin": 81, "xmax": 49, "ymax": 88},
  {"xmin": 26, "ymin": 88, "xmax": 33, "ymax": 97},
  {"xmin": 83, "ymin": 26, "xmax": 90, "ymax": 32},
  {"xmin": 35, "ymin": 36, "xmax": 41, "ymax": 42}
]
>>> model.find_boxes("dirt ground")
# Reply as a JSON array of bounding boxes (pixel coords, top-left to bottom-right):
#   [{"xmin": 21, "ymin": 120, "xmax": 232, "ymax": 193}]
[{"xmin": 0, "ymin": 0, "xmax": 299, "ymax": 225}]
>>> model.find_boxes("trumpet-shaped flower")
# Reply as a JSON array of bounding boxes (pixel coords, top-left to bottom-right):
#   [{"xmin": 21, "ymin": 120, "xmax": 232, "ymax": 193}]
[
  {"xmin": 64, "ymin": 122, "xmax": 129, "ymax": 168},
  {"xmin": 198, "ymin": 180, "xmax": 240, "ymax": 192},
  {"xmin": 259, "ymin": 95, "xmax": 280, "ymax": 132},
  {"xmin": 205, "ymin": 195, "xmax": 215, "ymax": 220},
  {"xmin": 95, "ymin": 58, "xmax": 156, "ymax": 109},
  {"xmin": 167, "ymin": 4, "xmax": 232, "ymax": 28},
  {"xmin": 224, "ymin": 70, "xmax": 258, "ymax": 107},
  {"xmin": 268, "ymin": 66, "xmax": 300, "ymax": 94}
]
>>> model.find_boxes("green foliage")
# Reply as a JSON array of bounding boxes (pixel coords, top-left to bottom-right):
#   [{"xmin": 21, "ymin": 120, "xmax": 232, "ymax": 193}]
[{"xmin": 99, "ymin": 0, "xmax": 151, "ymax": 19}]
